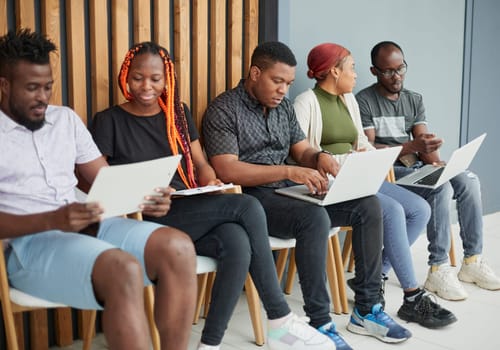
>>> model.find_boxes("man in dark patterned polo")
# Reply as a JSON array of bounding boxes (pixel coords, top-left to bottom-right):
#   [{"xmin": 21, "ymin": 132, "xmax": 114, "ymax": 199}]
[{"xmin": 203, "ymin": 41, "xmax": 411, "ymax": 347}]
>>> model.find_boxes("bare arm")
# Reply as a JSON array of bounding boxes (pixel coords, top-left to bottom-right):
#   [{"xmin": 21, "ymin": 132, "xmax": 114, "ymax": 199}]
[
  {"xmin": 210, "ymin": 140, "xmax": 338, "ymax": 194},
  {"xmin": 190, "ymin": 140, "xmax": 222, "ymax": 186},
  {"xmin": 0, "ymin": 203, "xmax": 104, "ymax": 239}
]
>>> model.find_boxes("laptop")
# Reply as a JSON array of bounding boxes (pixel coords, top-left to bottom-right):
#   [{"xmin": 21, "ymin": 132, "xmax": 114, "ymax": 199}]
[
  {"xmin": 275, "ymin": 146, "xmax": 402, "ymax": 206},
  {"xmin": 86, "ymin": 155, "xmax": 182, "ymax": 218},
  {"xmin": 396, "ymin": 133, "xmax": 486, "ymax": 189}
]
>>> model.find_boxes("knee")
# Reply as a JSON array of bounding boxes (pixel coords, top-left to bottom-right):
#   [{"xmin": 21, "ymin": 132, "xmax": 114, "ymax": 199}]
[
  {"xmin": 148, "ymin": 227, "xmax": 196, "ymax": 271},
  {"xmin": 92, "ymin": 250, "xmax": 144, "ymax": 301}
]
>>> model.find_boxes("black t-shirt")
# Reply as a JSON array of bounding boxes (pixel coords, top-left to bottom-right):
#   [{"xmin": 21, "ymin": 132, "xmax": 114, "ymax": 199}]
[{"xmin": 91, "ymin": 104, "xmax": 198, "ymax": 190}]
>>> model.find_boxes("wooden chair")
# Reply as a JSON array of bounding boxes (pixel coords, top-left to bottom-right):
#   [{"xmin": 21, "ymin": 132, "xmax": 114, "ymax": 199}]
[
  {"xmin": 0, "ymin": 242, "xmax": 96, "ymax": 350},
  {"xmin": 272, "ymin": 226, "xmax": 349, "ymax": 315}
]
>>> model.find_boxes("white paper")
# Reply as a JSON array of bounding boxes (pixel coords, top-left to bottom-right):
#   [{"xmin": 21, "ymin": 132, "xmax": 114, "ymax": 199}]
[
  {"xmin": 172, "ymin": 183, "xmax": 236, "ymax": 196},
  {"xmin": 86, "ymin": 155, "xmax": 181, "ymax": 218}
]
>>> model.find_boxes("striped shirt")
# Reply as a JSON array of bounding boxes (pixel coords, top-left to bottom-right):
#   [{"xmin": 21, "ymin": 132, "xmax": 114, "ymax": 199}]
[{"xmin": 356, "ymin": 84, "xmax": 427, "ymax": 146}]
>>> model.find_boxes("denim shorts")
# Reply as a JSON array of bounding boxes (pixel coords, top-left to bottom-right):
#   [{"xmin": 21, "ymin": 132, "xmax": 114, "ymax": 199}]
[{"xmin": 6, "ymin": 217, "xmax": 163, "ymax": 310}]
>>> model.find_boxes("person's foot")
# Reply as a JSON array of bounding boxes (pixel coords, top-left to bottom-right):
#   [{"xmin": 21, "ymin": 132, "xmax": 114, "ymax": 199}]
[
  {"xmin": 458, "ymin": 255, "xmax": 500, "ymax": 290},
  {"xmin": 347, "ymin": 303, "xmax": 411, "ymax": 343},
  {"xmin": 424, "ymin": 264, "xmax": 468, "ymax": 300},
  {"xmin": 197, "ymin": 343, "xmax": 220, "ymax": 350},
  {"xmin": 397, "ymin": 290, "xmax": 457, "ymax": 328},
  {"xmin": 317, "ymin": 322, "xmax": 353, "ymax": 350},
  {"xmin": 267, "ymin": 313, "xmax": 336, "ymax": 350}
]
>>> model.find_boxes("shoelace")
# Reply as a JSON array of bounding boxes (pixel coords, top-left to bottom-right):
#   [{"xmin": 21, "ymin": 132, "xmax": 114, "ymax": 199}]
[
  {"xmin": 414, "ymin": 294, "xmax": 440, "ymax": 316},
  {"xmin": 372, "ymin": 305, "xmax": 397, "ymax": 326}
]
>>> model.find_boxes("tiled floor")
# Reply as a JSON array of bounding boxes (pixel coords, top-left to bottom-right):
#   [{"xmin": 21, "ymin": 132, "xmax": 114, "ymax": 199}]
[{"xmin": 53, "ymin": 211, "xmax": 500, "ymax": 350}]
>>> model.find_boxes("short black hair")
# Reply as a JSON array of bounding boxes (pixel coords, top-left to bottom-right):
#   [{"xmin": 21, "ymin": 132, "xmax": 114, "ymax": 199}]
[
  {"xmin": 250, "ymin": 41, "xmax": 297, "ymax": 70},
  {"xmin": 0, "ymin": 28, "xmax": 56, "ymax": 78},
  {"xmin": 370, "ymin": 41, "xmax": 404, "ymax": 66}
]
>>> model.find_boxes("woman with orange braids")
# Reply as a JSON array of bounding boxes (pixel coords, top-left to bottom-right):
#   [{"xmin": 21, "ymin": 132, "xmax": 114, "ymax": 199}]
[{"xmin": 91, "ymin": 42, "xmax": 336, "ymax": 350}]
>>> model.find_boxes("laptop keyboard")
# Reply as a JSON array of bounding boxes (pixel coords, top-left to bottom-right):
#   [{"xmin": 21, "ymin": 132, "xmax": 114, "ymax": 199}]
[
  {"xmin": 306, "ymin": 192, "xmax": 326, "ymax": 200},
  {"xmin": 414, "ymin": 167, "xmax": 445, "ymax": 185}
]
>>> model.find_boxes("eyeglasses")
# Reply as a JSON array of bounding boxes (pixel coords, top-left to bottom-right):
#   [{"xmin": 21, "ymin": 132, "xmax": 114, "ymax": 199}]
[{"xmin": 373, "ymin": 61, "xmax": 408, "ymax": 78}]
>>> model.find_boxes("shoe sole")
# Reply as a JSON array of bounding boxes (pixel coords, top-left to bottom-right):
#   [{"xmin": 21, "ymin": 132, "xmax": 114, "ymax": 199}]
[
  {"xmin": 397, "ymin": 310, "xmax": 458, "ymax": 329},
  {"xmin": 346, "ymin": 322, "xmax": 409, "ymax": 343},
  {"xmin": 424, "ymin": 281, "xmax": 468, "ymax": 301},
  {"xmin": 458, "ymin": 273, "xmax": 500, "ymax": 290}
]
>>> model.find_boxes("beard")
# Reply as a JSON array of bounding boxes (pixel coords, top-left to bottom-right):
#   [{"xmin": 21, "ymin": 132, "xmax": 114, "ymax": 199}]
[{"xmin": 9, "ymin": 100, "xmax": 46, "ymax": 131}]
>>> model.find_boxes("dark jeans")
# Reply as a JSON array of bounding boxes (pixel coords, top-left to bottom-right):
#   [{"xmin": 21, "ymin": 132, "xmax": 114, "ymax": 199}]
[
  {"xmin": 244, "ymin": 186, "xmax": 383, "ymax": 327},
  {"xmin": 145, "ymin": 193, "xmax": 290, "ymax": 345}
]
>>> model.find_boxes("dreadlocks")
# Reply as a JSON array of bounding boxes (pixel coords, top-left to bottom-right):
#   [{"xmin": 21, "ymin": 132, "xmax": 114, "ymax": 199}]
[
  {"xmin": 117, "ymin": 42, "xmax": 197, "ymax": 188},
  {"xmin": 0, "ymin": 28, "xmax": 56, "ymax": 78}
]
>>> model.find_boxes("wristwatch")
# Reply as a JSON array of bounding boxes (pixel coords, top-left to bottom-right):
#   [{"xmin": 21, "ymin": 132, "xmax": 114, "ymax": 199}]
[{"xmin": 316, "ymin": 150, "xmax": 333, "ymax": 162}]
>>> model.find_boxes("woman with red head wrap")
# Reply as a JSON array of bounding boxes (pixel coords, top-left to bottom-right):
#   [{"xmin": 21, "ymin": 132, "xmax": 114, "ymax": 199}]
[{"xmin": 294, "ymin": 43, "xmax": 457, "ymax": 332}]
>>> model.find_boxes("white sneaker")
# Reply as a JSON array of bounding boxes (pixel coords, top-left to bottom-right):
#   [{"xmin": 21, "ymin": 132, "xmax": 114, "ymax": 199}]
[
  {"xmin": 197, "ymin": 343, "xmax": 220, "ymax": 350},
  {"xmin": 424, "ymin": 264, "xmax": 468, "ymax": 301},
  {"xmin": 267, "ymin": 313, "xmax": 336, "ymax": 350},
  {"xmin": 458, "ymin": 256, "xmax": 500, "ymax": 290}
]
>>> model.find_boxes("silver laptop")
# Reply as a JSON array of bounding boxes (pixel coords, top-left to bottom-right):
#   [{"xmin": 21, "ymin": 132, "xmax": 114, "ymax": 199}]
[
  {"xmin": 396, "ymin": 133, "xmax": 486, "ymax": 189},
  {"xmin": 86, "ymin": 155, "xmax": 182, "ymax": 218},
  {"xmin": 275, "ymin": 146, "xmax": 402, "ymax": 206}
]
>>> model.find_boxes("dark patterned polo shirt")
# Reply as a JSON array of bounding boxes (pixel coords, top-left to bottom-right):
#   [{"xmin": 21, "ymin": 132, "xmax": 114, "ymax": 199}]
[{"xmin": 203, "ymin": 80, "xmax": 305, "ymax": 187}]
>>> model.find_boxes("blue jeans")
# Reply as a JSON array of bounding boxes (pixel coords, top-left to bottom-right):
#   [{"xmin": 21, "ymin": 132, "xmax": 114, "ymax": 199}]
[
  {"xmin": 394, "ymin": 165, "xmax": 483, "ymax": 265},
  {"xmin": 244, "ymin": 186, "xmax": 383, "ymax": 327},
  {"xmin": 377, "ymin": 182, "xmax": 431, "ymax": 289},
  {"xmin": 145, "ymin": 193, "xmax": 290, "ymax": 346}
]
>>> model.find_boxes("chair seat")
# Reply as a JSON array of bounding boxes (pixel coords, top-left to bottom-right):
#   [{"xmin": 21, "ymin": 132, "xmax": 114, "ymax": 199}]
[
  {"xmin": 10, "ymin": 288, "xmax": 67, "ymax": 308},
  {"xmin": 196, "ymin": 255, "xmax": 217, "ymax": 274},
  {"xmin": 268, "ymin": 236, "xmax": 296, "ymax": 249}
]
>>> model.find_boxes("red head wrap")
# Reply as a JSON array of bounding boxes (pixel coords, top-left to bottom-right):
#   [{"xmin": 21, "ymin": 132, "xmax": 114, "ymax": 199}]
[{"xmin": 307, "ymin": 43, "xmax": 350, "ymax": 80}]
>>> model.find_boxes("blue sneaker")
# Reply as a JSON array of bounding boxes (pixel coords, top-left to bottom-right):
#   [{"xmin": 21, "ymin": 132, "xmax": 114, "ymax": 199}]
[
  {"xmin": 318, "ymin": 322, "xmax": 353, "ymax": 350},
  {"xmin": 347, "ymin": 303, "xmax": 411, "ymax": 343}
]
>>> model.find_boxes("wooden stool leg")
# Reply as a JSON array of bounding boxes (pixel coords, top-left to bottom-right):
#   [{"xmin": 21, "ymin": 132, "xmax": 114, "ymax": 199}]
[
  {"xmin": 331, "ymin": 234, "xmax": 349, "ymax": 314},
  {"xmin": 194, "ymin": 274, "xmax": 208, "ymax": 324},
  {"xmin": 449, "ymin": 228, "xmax": 457, "ymax": 267},
  {"xmin": 244, "ymin": 275, "xmax": 265, "ymax": 346},
  {"xmin": 284, "ymin": 249, "xmax": 297, "ymax": 295},
  {"xmin": 326, "ymin": 239, "xmax": 341, "ymax": 314},
  {"xmin": 144, "ymin": 286, "xmax": 160, "ymax": 350},
  {"xmin": 82, "ymin": 310, "xmax": 96, "ymax": 350}
]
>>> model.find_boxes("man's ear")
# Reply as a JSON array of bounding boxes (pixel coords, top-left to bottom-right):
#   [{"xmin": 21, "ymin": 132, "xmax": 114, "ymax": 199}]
[
  {"xmin": 249, "ymin": 65, "xmax": 261, "ymax": 81},
  {"xmin": 369, "ymin": 67, "xmax": 378, "ymax": 76}
]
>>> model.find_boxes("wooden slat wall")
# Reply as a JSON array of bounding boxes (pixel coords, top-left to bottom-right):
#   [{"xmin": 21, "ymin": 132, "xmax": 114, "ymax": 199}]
[
  {"xmin": 0, "ymin": 0, "xmax": 7, "ymax": 35},
  {"xmin": 1, "ymin": 1, "xmax": 259, "ymax": 348},
  {"xmin": 3, "ymin": 0, "xmax": 258, "ymax": 127}
]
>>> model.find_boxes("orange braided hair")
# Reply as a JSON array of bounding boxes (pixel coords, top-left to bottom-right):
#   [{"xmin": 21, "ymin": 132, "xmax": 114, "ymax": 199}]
[{"xmin": 118, "ymin": 42, "xmax": 197, "ymax": 188}]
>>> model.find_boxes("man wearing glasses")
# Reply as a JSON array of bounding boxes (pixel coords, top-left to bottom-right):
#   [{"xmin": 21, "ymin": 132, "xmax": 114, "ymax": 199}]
[{"xmin": 356, "ymin": 41, "xmax": 500, "ymax": 301}]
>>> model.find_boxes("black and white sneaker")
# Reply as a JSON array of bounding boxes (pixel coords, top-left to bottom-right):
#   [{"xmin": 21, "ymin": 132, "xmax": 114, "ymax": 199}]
[{"xmin": 397, "ymin": 291, "xmax": 457, "ymax": 329}]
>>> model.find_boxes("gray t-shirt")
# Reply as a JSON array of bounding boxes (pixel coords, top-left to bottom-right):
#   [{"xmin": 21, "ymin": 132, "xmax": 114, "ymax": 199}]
[
  {"xmin": 203, "ymin": 80, "xmax": 305, "ymax": 188},
  {"xmin": 356, "ymin": 84, "xmax": 427, "ymax": 146}
]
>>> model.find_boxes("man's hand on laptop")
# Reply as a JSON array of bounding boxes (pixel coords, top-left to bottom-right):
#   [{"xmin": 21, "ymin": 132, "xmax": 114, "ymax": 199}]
[
  {"xmin": 140, "ymin": 186, "xmax": 174, "ymax": 217},
  {"xmin": 317, "ymin": 151, "xmax": 340, "ymax": 177},
  {"xmin": 414, "ymin": 133, "xmax": 443, "ymax": 154},
  {"xmin": 287, "ymin": 166, "xmax": 329, "ymax": 194}
]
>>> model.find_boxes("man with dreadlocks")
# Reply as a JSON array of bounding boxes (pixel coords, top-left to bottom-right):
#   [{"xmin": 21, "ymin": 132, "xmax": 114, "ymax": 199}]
[
  {"xmin": 0, "ymin": 29, "xmax": 197, "ymax": 350},
  {"xmin": 91, "ymin": 41, "xmax": 336, "ymax": 350}
]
